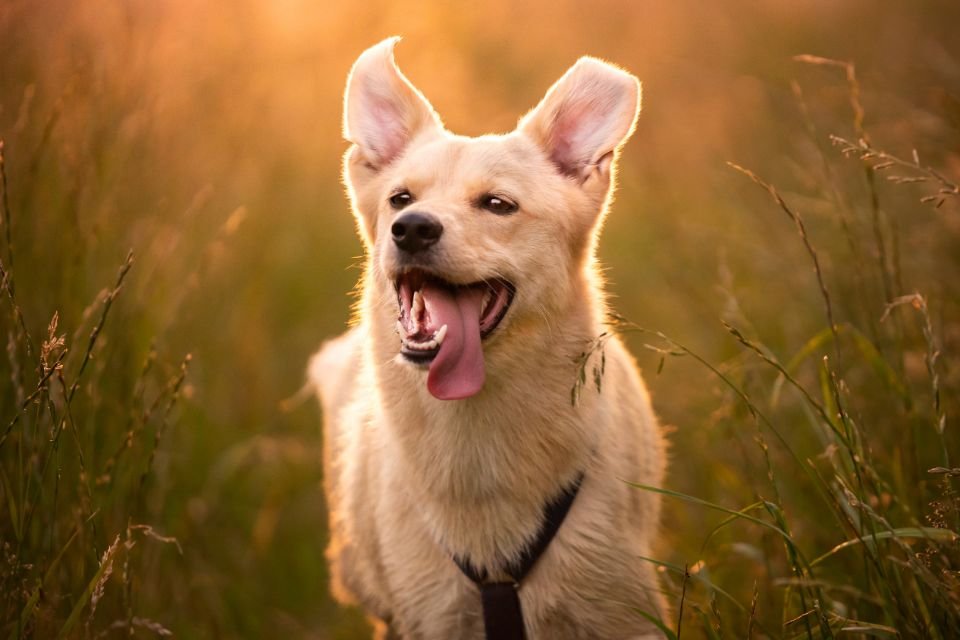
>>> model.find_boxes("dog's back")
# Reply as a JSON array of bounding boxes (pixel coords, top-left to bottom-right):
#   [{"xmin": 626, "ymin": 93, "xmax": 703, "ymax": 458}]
[{"xmin": 309, "ymin": 326, "xmax": 362, "ymax": 423}]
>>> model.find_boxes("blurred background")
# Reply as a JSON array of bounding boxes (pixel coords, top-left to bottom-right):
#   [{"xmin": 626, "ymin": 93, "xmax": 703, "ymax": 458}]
[{"xmin": 1, "ymin": 0, "xmax": 958, "ymax": 637}]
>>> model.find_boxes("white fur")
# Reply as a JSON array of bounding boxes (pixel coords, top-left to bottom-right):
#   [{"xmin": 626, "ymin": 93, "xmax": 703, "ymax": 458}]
[{"xmin": 311, "ymin": 38, "xmax": 667, "ymax": 639}]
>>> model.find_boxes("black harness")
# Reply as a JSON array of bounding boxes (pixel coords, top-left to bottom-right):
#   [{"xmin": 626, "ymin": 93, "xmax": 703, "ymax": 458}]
[{"xmin": 451, "ymin": 474, "xmax": 584, "ymax": 640}]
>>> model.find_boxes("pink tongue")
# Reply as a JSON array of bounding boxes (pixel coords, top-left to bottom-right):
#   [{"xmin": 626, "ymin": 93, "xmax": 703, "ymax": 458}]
[{"xmin": 422, "ymin": 282, "xmax": 485, "ymax": 400}]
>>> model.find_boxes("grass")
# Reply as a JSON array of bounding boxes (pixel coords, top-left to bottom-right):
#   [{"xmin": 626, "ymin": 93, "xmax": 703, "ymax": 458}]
[
  {"xmin": 0, "ymin": 191, "xmax": 187, "ymax": 635},
  {"xmin": 1, "ymin": 2, "xmax": 959, "ymax": 638},
  {"xmin": 598, "ymin": 59, "xmax": 958, "ymax": 637}
]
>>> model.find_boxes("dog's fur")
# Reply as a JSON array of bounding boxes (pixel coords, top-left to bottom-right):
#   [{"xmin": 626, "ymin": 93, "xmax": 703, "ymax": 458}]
[{"xmin": 310, "ymin": 38, "xmax": 667, "ymax": 639}]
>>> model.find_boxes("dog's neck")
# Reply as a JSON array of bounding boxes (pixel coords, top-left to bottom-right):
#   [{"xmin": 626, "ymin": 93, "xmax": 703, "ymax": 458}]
[{"xmin": 364, "ymin": 271, "xmax": 604, "ymax": 569}]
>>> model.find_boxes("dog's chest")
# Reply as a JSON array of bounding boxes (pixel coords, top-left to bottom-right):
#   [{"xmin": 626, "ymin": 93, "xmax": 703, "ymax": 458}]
[{"xmin": 370, "ymin": 483, "xmax": 655, "ymax": 640}]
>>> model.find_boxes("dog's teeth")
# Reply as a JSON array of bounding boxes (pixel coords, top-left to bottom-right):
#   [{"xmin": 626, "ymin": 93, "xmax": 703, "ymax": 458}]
[
  {"xmin": 482, "ymin": 290, "xmax": 492, "ymax": 313},
  {"xmin": 400, "ymin": 325, "xmax": 444, "ymax": 353},
  {"xmin": 404, "ymin": 338, "xmax": 438, "ymax": 351},
  {"xmin": 412, "ymin": 291, "xmax": 424, "ymax": 334},
  {"xmin": 412, "ymin": 291, "xmax": 424, "ymax": 317}
]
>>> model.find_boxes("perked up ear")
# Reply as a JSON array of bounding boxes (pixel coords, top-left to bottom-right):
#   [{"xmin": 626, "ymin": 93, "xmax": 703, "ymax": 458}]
[
  {"xmin": 344, "ymin": 37, "xmax": 443, "ymax": 169},
  {"xmin": 519, "ymin": 57, "xmax": 640, "ymax": 183}
]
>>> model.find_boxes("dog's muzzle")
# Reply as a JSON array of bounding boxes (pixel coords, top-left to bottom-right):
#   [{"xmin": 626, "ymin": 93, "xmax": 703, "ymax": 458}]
[{"xmin": 394, "ymin": 269, "xmax": 514, "ymax": 400}]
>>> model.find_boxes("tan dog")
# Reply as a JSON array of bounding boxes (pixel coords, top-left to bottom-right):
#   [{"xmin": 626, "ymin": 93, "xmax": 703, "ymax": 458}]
[{"xmin": 310, "ymin": 38, "xmax": 667, "ymax": 639}]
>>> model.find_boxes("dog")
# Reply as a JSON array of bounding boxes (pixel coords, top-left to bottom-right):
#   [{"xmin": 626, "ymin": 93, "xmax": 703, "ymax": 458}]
[{"xmin": 310, "ymin": 38, "xmax": 667, "ymax": 639}]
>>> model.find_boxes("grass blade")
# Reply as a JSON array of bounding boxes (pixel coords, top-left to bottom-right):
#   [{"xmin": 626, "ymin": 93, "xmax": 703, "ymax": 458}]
[
  {"xmin": 627, "ymin": 482, "xmax": 792, "ymax": 542},
  {"xmin": 57, "ymin": 535, "xmax": 122, "ymax": 638},
  {"xmin": 811, "ymin": 527, "xmax": 958, "ymax": 567},
  {"xmin": 15, "ymin": 511, "xmax": 97, "ymax": 636},
  {"xmin": 630, "ymin": 607, "xmax": 679, "ymax": 640}
]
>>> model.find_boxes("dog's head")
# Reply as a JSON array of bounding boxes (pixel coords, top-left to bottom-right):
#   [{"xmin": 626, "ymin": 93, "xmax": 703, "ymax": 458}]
[{"xmin": 342, "ymin": 38, "xmax": 640, "ymax": 401}]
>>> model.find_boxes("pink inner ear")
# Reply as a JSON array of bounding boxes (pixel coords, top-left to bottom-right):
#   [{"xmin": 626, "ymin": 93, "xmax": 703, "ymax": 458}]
[
  {"xmin": 362, "ymin": 88, "xmax": 409, "ymax": 166},
  {"xmin": 546, "ymin": 100, "xmax": 598, "ymax": 176}
]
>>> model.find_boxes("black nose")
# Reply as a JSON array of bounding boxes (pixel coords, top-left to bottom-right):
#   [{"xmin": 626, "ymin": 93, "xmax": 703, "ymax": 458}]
[{"xmin": 391, "ymin": 212, "xmax": 443, "ymax": 254}]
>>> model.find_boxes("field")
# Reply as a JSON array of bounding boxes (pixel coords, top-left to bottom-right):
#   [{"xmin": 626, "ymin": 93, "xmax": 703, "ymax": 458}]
[{"xmin": 1, "ymin": 1, "xmax": 959, "ymax": 637}]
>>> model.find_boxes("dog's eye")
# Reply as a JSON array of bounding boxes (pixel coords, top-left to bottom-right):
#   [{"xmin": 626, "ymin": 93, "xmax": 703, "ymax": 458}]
[
  {"xmin": 479, "ymin": 194, "xmax": 518, "ymax": 215},
  {"xmin": 389, "ymin": 191, "xmax": 414, "ymax": 210}
]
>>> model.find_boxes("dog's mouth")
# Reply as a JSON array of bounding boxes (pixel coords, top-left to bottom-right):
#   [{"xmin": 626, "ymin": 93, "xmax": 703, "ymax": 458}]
[{"xmin": 395, "ymin": 269, "xmax": 514, "ymax": 400}]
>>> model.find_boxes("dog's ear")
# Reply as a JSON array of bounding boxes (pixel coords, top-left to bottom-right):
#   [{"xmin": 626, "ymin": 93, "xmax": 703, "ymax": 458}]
[
  {"xmin": 344, "ymin": 37, "xmax": 443, "ymax": 170},
  {"xmin": 519, "ymin": 57, "xmax": 640, "ymax": 184}
]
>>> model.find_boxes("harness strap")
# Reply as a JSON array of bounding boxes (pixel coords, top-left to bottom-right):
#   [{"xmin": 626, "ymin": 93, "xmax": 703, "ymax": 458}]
[
  {"xmin": 479, "ymin": 582, "xmax": 525, "ymax": 640},
  {"xmin": 452, "ymin": 473, "xmax": 584, "ymax": 640}
]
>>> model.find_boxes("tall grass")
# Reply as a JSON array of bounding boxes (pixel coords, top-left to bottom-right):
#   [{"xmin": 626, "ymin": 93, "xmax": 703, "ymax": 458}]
[
  {"xmin": 601, "ymin": 58, "xmax": 959, "ymax": 637},
  {"xmin": 0, "ymin": 137, "xmax": 191, "ymax": 635}
]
